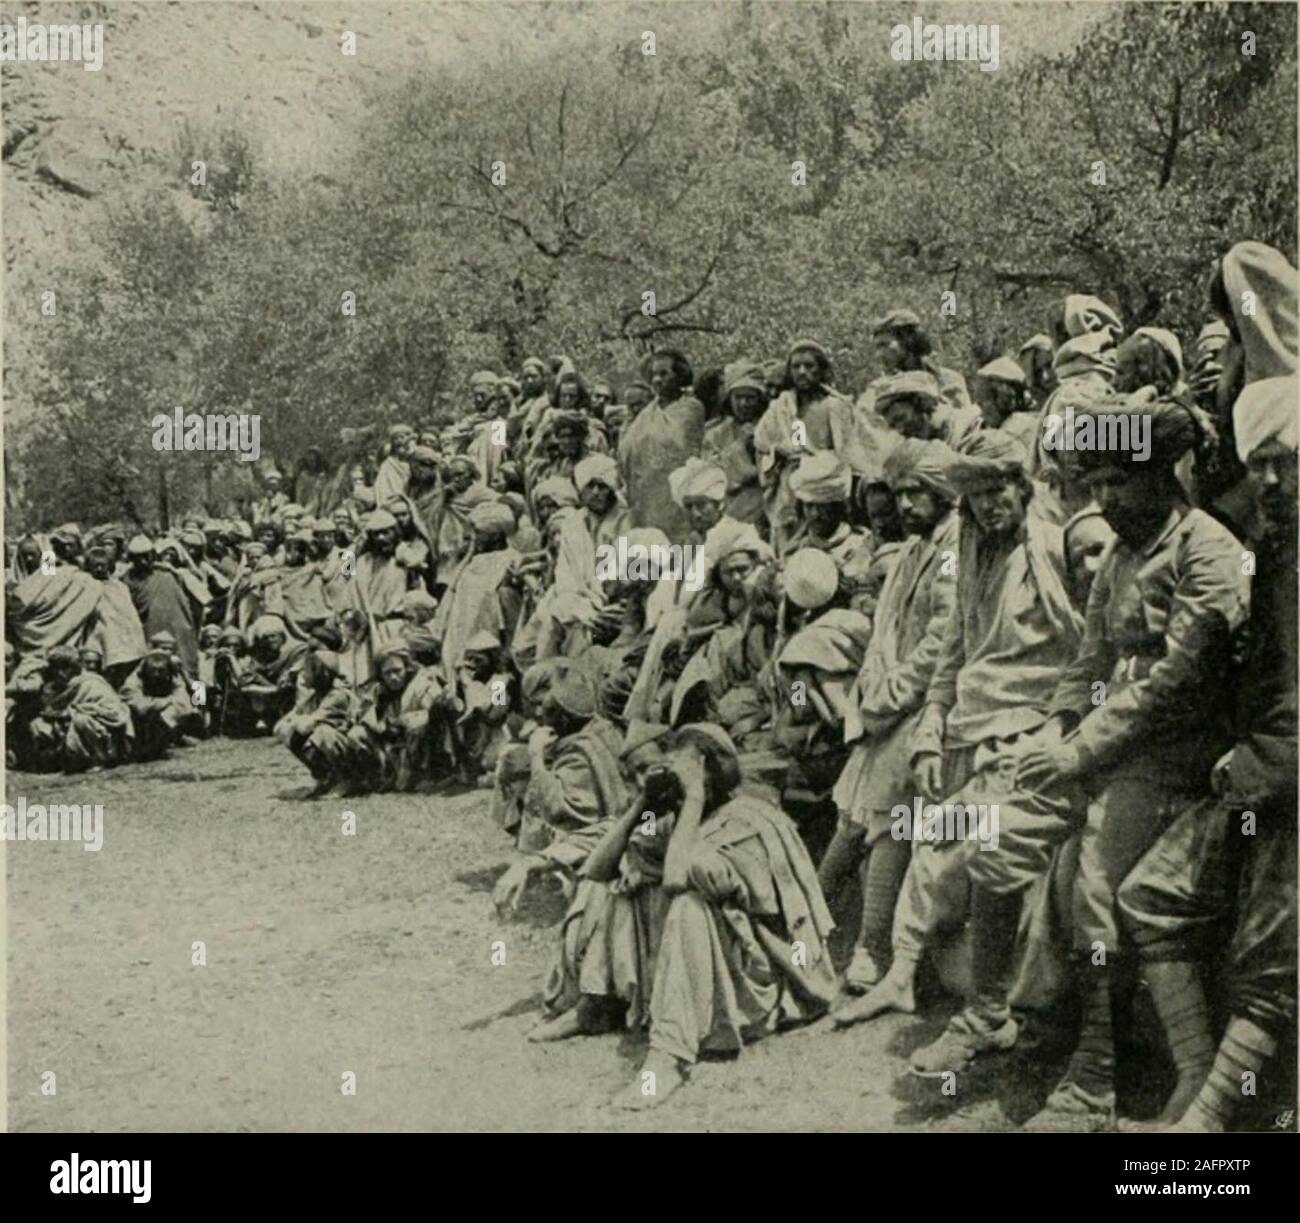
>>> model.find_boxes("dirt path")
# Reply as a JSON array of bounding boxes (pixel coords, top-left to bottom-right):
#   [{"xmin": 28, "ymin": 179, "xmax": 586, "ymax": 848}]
[{"xmin": 4, "ymin": 737, "xmax": 1283, "ymax": 1131}]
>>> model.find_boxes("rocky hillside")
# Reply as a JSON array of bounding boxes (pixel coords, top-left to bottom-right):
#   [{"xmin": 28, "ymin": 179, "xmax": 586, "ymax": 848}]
[{"xmin": 1, "ymin": 0, "xmax": 473, "ymax": 438}]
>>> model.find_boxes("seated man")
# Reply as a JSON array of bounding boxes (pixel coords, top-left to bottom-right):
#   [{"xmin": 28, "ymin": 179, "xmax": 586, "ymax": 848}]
[
  {"xmin": 275, "ymin": 648, "xmax": 357, "ymax": 795},
  {"xmin": 826, "ymin": 438, "xmax": 958, "ymax": 997},
  {"xmin": 345, "ymin": 645, "xmax": 449, "ymax": 793},
  {"xmin": 439, "ymin": 630, "xmax": 514, "ymax": 786},
  {"xmin": 615, "ymin": 724, "xmax": 837, "ymax": 1108},
  {"xmin": 492, "ymin": 669, "xmax": 629, "ymax": 910},
  {"xmin": 216, "ymin": 615, "xmax": 306, "ymax": 735},
  {"xmin": 530, "ymin": 719, "xmax": 676, "ymax": 1041},
  {"xmin": 27, "ymin": 644, "xmax": 133, "ymax": 773},
  {"xmin": 120, "ymin": 647, "xmax": 204, "ymax": 760},
  {"xmin": 784, "ymin": 453, "xmax": 876, "ymax": 608},
  {"xmin": 5, "ymin": 645, "xmax": 48, "ymax": 768}
]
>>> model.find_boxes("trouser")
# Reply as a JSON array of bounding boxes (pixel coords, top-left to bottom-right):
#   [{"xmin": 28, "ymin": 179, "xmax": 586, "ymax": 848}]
[
  {"xmin": 29, "ymin": 714, "xmax": 126, "ymax": 772},
  {"xmin": 1119, "ymin": 796, "xmax": 1298, "ymax": 1034},
  {"xmin": 133, "ymin": 702, "xmax": 203, "ymax": 760},
  {"xmin": 891, "ymin": 745, "xmax": 978, "ymax": 961},
  {"xmin": 970, "ymin": 774, "xmax": 1195, "ymax": 956},
  {"xmin": 288, "ymin": 724, "xmax": 352, "ymax": 781}
]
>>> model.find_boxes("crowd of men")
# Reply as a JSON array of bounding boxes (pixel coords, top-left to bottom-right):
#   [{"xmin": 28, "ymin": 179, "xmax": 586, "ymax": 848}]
[{"xmin": 5, "ymin": 239, "xmax": 1296, "ymax": 1129}]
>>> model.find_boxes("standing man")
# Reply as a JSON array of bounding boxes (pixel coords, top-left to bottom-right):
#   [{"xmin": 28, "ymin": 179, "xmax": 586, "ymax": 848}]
[
  {"xmin": 1118, "ymin": 377, "xmax": 1296, "ymax": 1131},
  {"xmin": 617, "ymin": 349, "xmax": 706, "ymax": 542}
]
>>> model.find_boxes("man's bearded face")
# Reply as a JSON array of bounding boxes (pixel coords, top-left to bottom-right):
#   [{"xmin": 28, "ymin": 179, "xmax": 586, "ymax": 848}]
[
  {"xmin": 684, "ymin": 495, "xmax": 723, "ymax": 537},
  {"xmin": 555, "ymin": 424, "xmax": 584, "ymax": 459},
  {"xmin": 874, "ymin": 332, "xmax": 905, "ymax": 373},
  {"xmin": 968, "ymin": 476, "xmax": 1028, "ymax": 538},
  {"xmin": 254, "ymin": 632, "xmax": 285, "ymax": 663},
  {"xmin": 446, "ymin": 465, "xmax": 476, "ymax": 495},
  {"xmin": 379, "ymin": 657, "xmax": 409, "ymax": 692},
  {"xmin": 557, "ymin": 382, "xmax": 581, "ymax": 410},
  {"xmin": 893, "ymin": 480, "xmax": 944, "ymax": 537},
  {"xmin": 718, "ymin": 553, "xmax": 757, "ymax": 596},
  {"xmin": 86, "ymin": 553, "xmax": 112, "ymax": 581},
  {"xmin": 882, "ymin": 396, "xmax": 932, "ymax": 440},
  {"xmin": 789, "ymin": 351, "xmax": 821, "ymax": 392},
  {"xmin": 368, "ymin": 527, "xmax": 397, "ymax": 556},
  {"xmin": 805, "ymin": 500, "xmax": 845, "ymax": 538},
  {"xmin": 730, "ymin": 387, "xmax": 765, "ymax": 424},
  {"xmin": 648, "ymin": 357, "xmax": 679, "ymax": 402},
  {"xmin": 520, "ymin": 369, "xmax": 544, "ymax": 397},
  {"xmin": 471, "ymin": 386, "xmax": 492, "ymax": 411},
  {"xmin": 1245, "ymin": 444, "xmax": 1298, "ymax": 535},
  {"xmin": 411, "ymin": 459, "xmax": 439, "ymax": 489},
  {"xmin": 581, "ymin": 480, "xmax": 616, "ymax": 517}
]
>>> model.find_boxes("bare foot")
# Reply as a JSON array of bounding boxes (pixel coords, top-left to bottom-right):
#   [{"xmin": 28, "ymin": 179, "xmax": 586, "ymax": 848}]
[
  {"xmin": 833, "ymin": 963, "xmax": 915, "ymax": 1028},
  {"xmin": 528, "ymin": 1009, "xmax": 586, "ymax": 1043},
  {"xmin": 616, "ymin": 1052, "xmax": 686, "ymax": 1110}
]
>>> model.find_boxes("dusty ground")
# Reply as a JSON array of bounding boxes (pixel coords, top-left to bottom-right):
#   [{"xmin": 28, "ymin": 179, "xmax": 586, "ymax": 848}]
[{"xmin": 4, "ymin": 736, "xmax": 1290, "ymax": 1132}]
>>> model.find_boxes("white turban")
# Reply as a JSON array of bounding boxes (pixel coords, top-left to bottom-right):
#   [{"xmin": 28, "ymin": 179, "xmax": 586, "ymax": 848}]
[
  {"xmin": 573, "ymin": 454, "xmax": 620, "ymax": 492},
  {"xmin": 1233, "ymin": 376, "xmax": 1298, "ymax": 463},
  {"xmin": 669, "ymin": 457, "xmax": 727, "ymax": 505}
]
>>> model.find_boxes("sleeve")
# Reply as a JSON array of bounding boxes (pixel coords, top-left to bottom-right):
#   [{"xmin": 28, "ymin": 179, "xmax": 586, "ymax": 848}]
[
  {"xmin": 1049, "ymin": 554, "xmax": 1116, "ymax": 723},
  {"xmin": 863, "ymin": 557, "xmax": 958, "ymax": 724},
  {"xmin": 534, "ymin": 751, "xmax": 609, "ymax": 870},
  {"xmin": 1066, "ymin": 528, "xmax": 1250, "ymax": 775}
]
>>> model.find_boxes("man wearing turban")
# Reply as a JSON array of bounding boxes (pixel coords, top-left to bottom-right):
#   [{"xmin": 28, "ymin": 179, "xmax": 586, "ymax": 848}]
[
  {"xmin": 344, "ymin": 644, "xmax": 450, "ymax": 792},
  {"xmin": 458, "ymin": 369, "xmax": 510, "ymax": 488},
  {"xmin": 875, "ymin": 368, "xmax": 981, "ymax": 450},
  {"xmin": 668, "ymin": 457, "xmax": 730, "ymax": 554},
  {"xmin": 784, "ymin": 452, "xmax": 875, "ymax": 601},
  {"xmin": 274, "ymin": 647, "xmax": 358, "ymax": 794},
  {"xmin": 830, "ymin": 438, "xmax": 961, "ymax": 1009},
  {"xmin": 754, "ymin": 338, "xmax": 878, "ymax": 552},
  {"xmin": 338, "ymin": 508, "xmax": 413, "ymax": 679},
  {"xmin": 702, "ymin": 360, "xmax": 768, "ymax": 528},
  {"xmin": 510, "ymin": 357, "xmax": 552, "ymax": 451},
  {"xmin": 82, "ymin": 544, "xmax": 148, "ymax": 686},
  {"xmin": 26, "ymin": 645, "xmax": 133, "ymax": 772},
  {"xmin": 429, "ymin": 498, "xmax": 523, "ymax": 687},
  {"xmin": 123, "ymin": 532, "xmax": 208, "ymax": 678},
  {"xmin": 1026, "ymin": 330, "xmax": 1119, "ymax": 524},
  {"xmin": 573, "ymin": 454, "xmax": 632, "ymax": 550},
  {"xmin": 911, "ymin": 406, "xmax": 1249, "ymax": 1129},
  {"xmin": 617, "ymin": 348, "xmax": 706, "ymax": 542},
  {"xmin": 121, "ymin": 645, "xmax": 204, "ymax": 759},
  {"xmin": 7, "ymin": 528, "xmax": 102, "ymax": 659},
  {"xmin": 1116, "ymin": 374, "xmax": 1296, "ymax": 1132},
  {"xmin": 374, "ymin": 424, "xmax": 415, "ymax": 504},
  {"xmin": 493, "ymin": 666, "xmax": 630, "ymax": 915},
  {"xmin": 852, "ymin": 429, "xmax": 1083, "ymax": 1044},
  {"xmin": 973, "ymin": 356, "xmax": 1036, "ymax": 451}
]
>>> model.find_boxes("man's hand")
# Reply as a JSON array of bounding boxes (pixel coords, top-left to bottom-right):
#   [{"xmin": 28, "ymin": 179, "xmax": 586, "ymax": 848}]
[
  {"xmin": 1016, "ymin": 742, "xmax": 1081, "ymax": 792},
  {"xmin": 492, "ymin": 857, "xmax": 541, "ymax": 913},
  {"xmin": 912, "ymin": 751, "xmax": 944, "ymax": 801}
]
